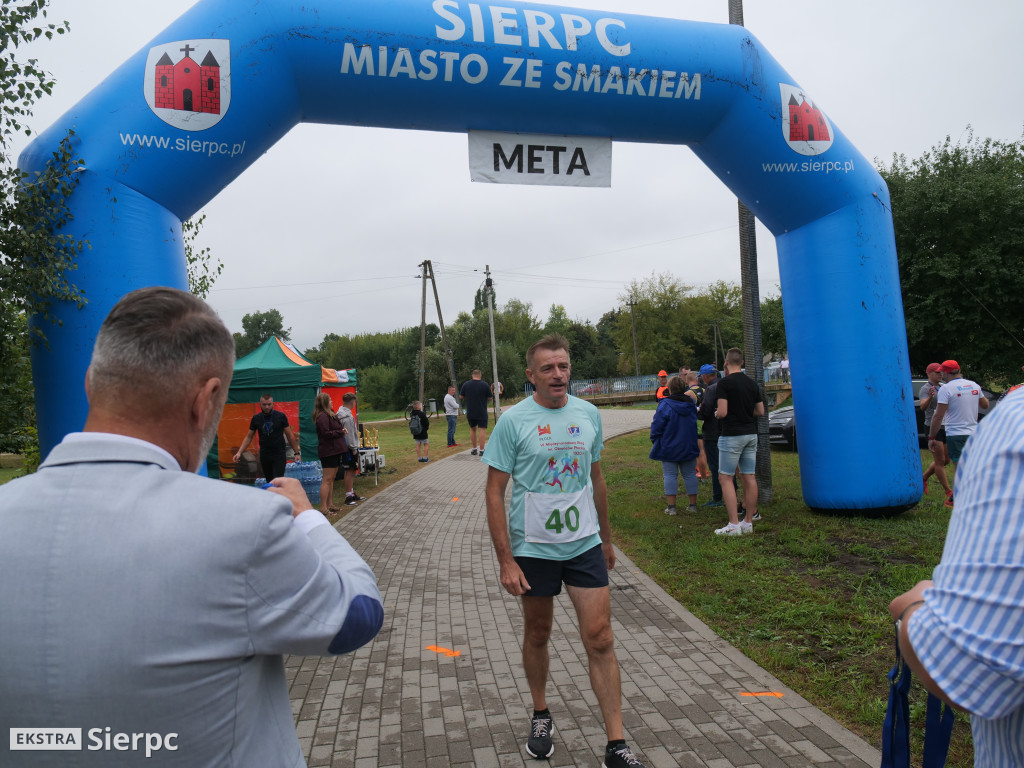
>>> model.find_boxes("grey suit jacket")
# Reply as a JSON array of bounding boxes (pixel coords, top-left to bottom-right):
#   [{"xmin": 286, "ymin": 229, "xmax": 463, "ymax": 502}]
[{"xmin": 0, "ymin": 435, "xmax": 382, "ymax": 766}]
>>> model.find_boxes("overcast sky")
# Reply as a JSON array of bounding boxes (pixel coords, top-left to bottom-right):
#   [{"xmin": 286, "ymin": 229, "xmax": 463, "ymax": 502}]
[{"xmin": 13, "ymin": 0, "xmax": 1024, "ymax": 354}]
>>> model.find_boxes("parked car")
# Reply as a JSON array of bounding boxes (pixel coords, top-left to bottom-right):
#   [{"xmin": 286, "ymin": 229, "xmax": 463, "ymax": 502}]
[{"xmin": 767, "ymin": 378, "xmax": 997, "ymax": 451}]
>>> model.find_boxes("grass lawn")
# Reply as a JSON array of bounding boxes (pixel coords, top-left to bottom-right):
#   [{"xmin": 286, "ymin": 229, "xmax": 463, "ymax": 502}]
[{"xmin": 601, "ymin": 430, "xmax": 973, "ymax": 767}]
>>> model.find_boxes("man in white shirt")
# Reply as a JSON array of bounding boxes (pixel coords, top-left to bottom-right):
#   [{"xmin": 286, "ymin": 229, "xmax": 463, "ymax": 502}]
[
  {"xmin": 443, "ymin": 385, "xmax": 460, "ymax": 446},
  {"xmin": 928, "ymin": 359, "xmax": 989, "ymax": 509}
]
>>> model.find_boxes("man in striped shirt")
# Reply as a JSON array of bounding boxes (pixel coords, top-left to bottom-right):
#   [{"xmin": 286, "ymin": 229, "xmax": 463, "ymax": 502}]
[{"xmin": 890, "ymin": 390, "xmax": 1024, "ymax": 766}]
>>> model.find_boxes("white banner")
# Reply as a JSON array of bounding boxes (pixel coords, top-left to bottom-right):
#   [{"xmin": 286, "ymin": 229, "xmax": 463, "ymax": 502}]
[{"xmin": 468, "ymin": 131, "xmax": 611, "ymax": 187}]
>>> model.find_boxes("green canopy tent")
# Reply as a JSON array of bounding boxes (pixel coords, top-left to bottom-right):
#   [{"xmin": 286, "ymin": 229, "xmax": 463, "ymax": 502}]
[{"xmin": 208, "ymin": 336, "xmax": 357, "ymax": 480}]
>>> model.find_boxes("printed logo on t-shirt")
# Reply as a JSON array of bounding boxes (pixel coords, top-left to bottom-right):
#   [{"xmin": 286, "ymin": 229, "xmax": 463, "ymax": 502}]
[
  {"xmin": 567, "ymin": 424, "xmax": 581, "ymax": 437},
  {"xmin": 540, "ymin": 455, "xmax": 584, "ymax": 492},
  {"xmin": 538, "ymin": 424, "xmax": 551, "ymax": 436}
]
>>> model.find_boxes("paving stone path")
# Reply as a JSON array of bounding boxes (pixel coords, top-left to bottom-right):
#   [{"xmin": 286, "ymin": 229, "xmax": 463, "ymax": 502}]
[{"xmin": 286, "ymin": 409, "xmax": 880, "ymax": 768}]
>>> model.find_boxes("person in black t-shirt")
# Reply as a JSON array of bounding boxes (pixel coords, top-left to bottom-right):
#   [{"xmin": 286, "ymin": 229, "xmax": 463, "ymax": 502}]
[
  {"xmin": 713, "ymin": 348, "xmax": 764, "ymax": 536},
  {"xmin": 460, "ymin": 369, "xmax": 492, "ymax": 456},
  {"xmin": 233, "ymin": 394, "xmax": 302, "ymax": 480},
  {"xmin": 409, "ymin": 400, "xmax": 430, "ymax": 463}
]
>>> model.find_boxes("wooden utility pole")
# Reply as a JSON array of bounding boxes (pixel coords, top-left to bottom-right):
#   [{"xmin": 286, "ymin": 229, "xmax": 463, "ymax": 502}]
[
  {"xmin": 628, "ymin": 297, "xmax": 640, "ymax": 376},
  {"xmin": 418, "ymin": 260, "xmax": 427, "ymax": 404},
  {"xmin": 485, "ymin": 265, "xmax": 501, "ymax": 419},
  {"xmin": 425, "ymin": 260, "xmax": 457, "ymax": 390},
  {"xmin": 729, "ymin": 0, "xmax": 772, "ymax": 502}
]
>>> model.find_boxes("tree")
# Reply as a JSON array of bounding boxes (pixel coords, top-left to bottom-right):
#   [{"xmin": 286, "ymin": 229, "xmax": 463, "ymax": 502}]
[
  {"xmin": 879, "ymin": 130, "xmax": 1024, "ymax": 385},
  {"xmin": 184, "ymin": 212, "xmax": 222, "ymax": 298},
  {"xmin": 233, "ymin": 309, "xmax": 290, "ymax": 358},
  {"xmin": 0, "ymin": 3, "xmax": 86, "ymax": 457},
  {"xmin": 542, "ymin": 304, "xmax": 571, "ymax": 336},
  {"xmin": 473, "ymin": 284, "xmax": 493, "ymax": 313},
  {"xmin": 759, "ymin": 293, "xmax": 787, "ymax": 357}
]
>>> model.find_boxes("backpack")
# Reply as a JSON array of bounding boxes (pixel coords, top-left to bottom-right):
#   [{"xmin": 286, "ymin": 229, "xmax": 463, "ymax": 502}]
[{"xmin": 409, "ymin": 413, "xmax": 423, "ymax": 435}]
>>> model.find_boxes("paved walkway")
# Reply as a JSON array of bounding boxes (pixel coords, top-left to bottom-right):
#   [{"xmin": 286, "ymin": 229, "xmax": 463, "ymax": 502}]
[{"xmin": 285, "ymin": 410, "xmax": 880, "ymax": 768}]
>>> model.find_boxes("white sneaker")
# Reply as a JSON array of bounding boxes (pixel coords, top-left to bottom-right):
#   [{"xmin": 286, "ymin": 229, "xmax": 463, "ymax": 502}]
[
  {"xmin": 714, "ymin": 523, "xmax": 743, "ymax": 536},
  {"xmin": 739, "ymin": 521, "xmax": 754, "ymax": 535},
  {"xmin": 663, "ymin": 506, "xmax": 678, "ymax": 516}
]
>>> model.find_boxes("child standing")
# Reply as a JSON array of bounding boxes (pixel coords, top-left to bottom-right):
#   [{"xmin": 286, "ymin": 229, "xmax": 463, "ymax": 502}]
[{"xmin": 409, "ymin": 401, "xmax": 430, "ymax": 462}]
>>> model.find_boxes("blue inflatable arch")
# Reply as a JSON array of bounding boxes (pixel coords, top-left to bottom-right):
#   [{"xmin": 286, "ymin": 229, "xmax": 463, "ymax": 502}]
[{"xmin": 21, "ymin": 0, "xmax": 920, "ymax": 513}]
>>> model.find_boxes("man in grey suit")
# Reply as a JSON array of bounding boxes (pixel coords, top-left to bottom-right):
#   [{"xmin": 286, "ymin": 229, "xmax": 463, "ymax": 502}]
[{"xmin": 0, "ymin": 287, "xmax": 383, "ymax": 767}]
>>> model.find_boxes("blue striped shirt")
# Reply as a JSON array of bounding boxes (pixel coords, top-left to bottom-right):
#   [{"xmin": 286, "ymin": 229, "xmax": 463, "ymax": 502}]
[{"xmin": 908, "ymin": 389, "xmax": 1024, "ymax": 766}]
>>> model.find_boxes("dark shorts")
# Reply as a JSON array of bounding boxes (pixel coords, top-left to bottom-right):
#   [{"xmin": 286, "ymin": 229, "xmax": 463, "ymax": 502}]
[
  {"xmin": 340, "ymin": 451, "xmax": 358, "ymax": 471},
  {"xmin": 946, "ymin": 434, "xmax": 969, "ymax": 463},
  {"xmin": 515, "ymin": 544, "xmax": 608, "ymax": 597},
  {"xmin": 468, "ymin": 416, "xmax": 488, "ymax": 429},
  {"xmin": 320, "ymin": 453, "xmax": 342, "ymax": 469}
]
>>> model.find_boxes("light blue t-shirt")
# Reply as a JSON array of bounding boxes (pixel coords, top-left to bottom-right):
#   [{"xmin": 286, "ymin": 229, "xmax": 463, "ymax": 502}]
[{"xmin": 482, "ymin": 395, "xmax": 603, "ymax": 560}]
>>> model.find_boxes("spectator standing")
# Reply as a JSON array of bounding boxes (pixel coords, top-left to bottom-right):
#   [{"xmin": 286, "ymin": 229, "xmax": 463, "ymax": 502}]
[
  {"xmin": 460, "ymin": 369, "xmax": 492, "ymax": 455},
  {"xmin": 443, "ymin": 385, "xmax": 460, "ymax": 446},
  {"xmin": 654, "ymin": 370, "xmax": 669, "ymax": 400},
  {"xmin": 919, "ymin": 363, "xmax": 951, "ymax": 500},
  {"xmin": 409, "ymin": 400, "xmax": 430, "ymax": 462},
  {"xmin": 233, "ymin": 393, "xmax": 301, "ymax": 480},
  {"xmin": 928, "ymin": 360, "xmax": 989, "ymax": 509},
  {"xmin": 336, "ymin": 392, "xmax": 366, "ymax": 506},
  {"xmin": 888, "ymin": 389, "xmax": 1024, "ymax": 766},
  {"xmin": 650, "ymin": 376, "xmax": 700, "ymax": 515},
  {"xmin": 313, "ymin": 392, "xmax": 347, "ymax": 513},
  {"xmin": 0, "ymin": 287, "xmax": 383, "ymax": 767},
  {"xmin": 698, "ymin": 364, "xmax": 726, "ymax": 507},
  {"xmin": 713, "ymin": 348, "xmax": 764, "ymax": 535},
  {"xmin": 683, "ymin": 371, "xmax": 711, "ymax": 480},
  {"xmin": 483, "ymin": 334, "xmax": 648, "ymax": 768}
]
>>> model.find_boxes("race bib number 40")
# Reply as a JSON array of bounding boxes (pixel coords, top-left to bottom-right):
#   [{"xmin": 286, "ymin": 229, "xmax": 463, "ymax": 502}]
[{"xmin": 524, "ymin": 487, "xmax": 599, "ymax": 544}]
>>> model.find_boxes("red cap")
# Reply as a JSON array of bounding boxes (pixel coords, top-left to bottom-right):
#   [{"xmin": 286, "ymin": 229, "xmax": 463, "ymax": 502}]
[
  {"xmin": 926, "ymin": 363, "xmax": 942, "ymax": 374},
  {"xmin": 657, "ymin": 370, "xmax": 668, "ymax": 377},
  {"xmin": 940, "ymin": 360, "xmax": 960, "ymax": 373}
]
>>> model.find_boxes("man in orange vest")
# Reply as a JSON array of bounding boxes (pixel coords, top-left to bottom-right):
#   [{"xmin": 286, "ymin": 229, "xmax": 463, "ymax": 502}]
[{"xmin": 655, "ymin": 370, "xmax": 669, "ymax": 399}]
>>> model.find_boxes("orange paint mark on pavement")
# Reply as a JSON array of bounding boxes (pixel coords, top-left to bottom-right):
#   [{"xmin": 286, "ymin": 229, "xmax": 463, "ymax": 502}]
[
  {"xmin": 740, "ymin": 692, "xmax": 783, "ymax": 698},
  {"xmin": 426, "ymin": 645, "xmax": 461, "ymax": 658},
  {"xmin": 452, "ymin": 497, "xmax": 459, "ymax": 502}
]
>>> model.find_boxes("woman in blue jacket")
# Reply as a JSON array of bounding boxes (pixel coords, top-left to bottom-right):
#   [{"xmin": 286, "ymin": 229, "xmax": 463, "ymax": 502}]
[{"xmin": 650, "ymin": 376, "xmax": 700, "ymax": 515}]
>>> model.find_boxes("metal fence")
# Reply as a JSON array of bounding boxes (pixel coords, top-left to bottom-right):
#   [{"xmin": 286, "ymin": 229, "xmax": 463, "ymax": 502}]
[{"xmin": 524, "ymin": 374, "xmax": 659, "ymax": 396}]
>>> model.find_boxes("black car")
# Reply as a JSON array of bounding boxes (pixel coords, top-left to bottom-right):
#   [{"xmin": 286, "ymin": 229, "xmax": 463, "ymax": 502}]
[{"xmin": 767, "ymin": 378, "xmax": 997, "ymax": 451}]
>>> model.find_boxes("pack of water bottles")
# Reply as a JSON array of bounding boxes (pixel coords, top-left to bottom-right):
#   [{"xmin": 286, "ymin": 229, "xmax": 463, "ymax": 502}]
[{"xmin": 254, "ymin": 460, "xmax": 322, "ymax": 506}]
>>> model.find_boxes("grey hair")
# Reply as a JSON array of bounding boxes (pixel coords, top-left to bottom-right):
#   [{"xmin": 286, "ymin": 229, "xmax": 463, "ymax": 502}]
[{"xmin": 89, "ymin": 287, "xmax": 234, "ymax": 400}]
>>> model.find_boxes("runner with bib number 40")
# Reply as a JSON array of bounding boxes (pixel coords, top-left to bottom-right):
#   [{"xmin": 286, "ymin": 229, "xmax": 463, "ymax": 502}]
[{"xmin": 482, "ymin": 333, "xmax": 647, "ymax": 768}]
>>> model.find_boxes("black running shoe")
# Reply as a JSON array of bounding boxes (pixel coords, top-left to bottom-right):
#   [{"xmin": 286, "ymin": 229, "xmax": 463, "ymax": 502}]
[
  {"xmin": 525, "ymin": 713, "xmax": 554, "ymax": 759},
  {"xmin": 347, "ymin": 494, "xmax": 366, "ymax": 502},
  {"xmin": 603, "ymin": 743, "xmax": 645, "ymax": 768}
]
